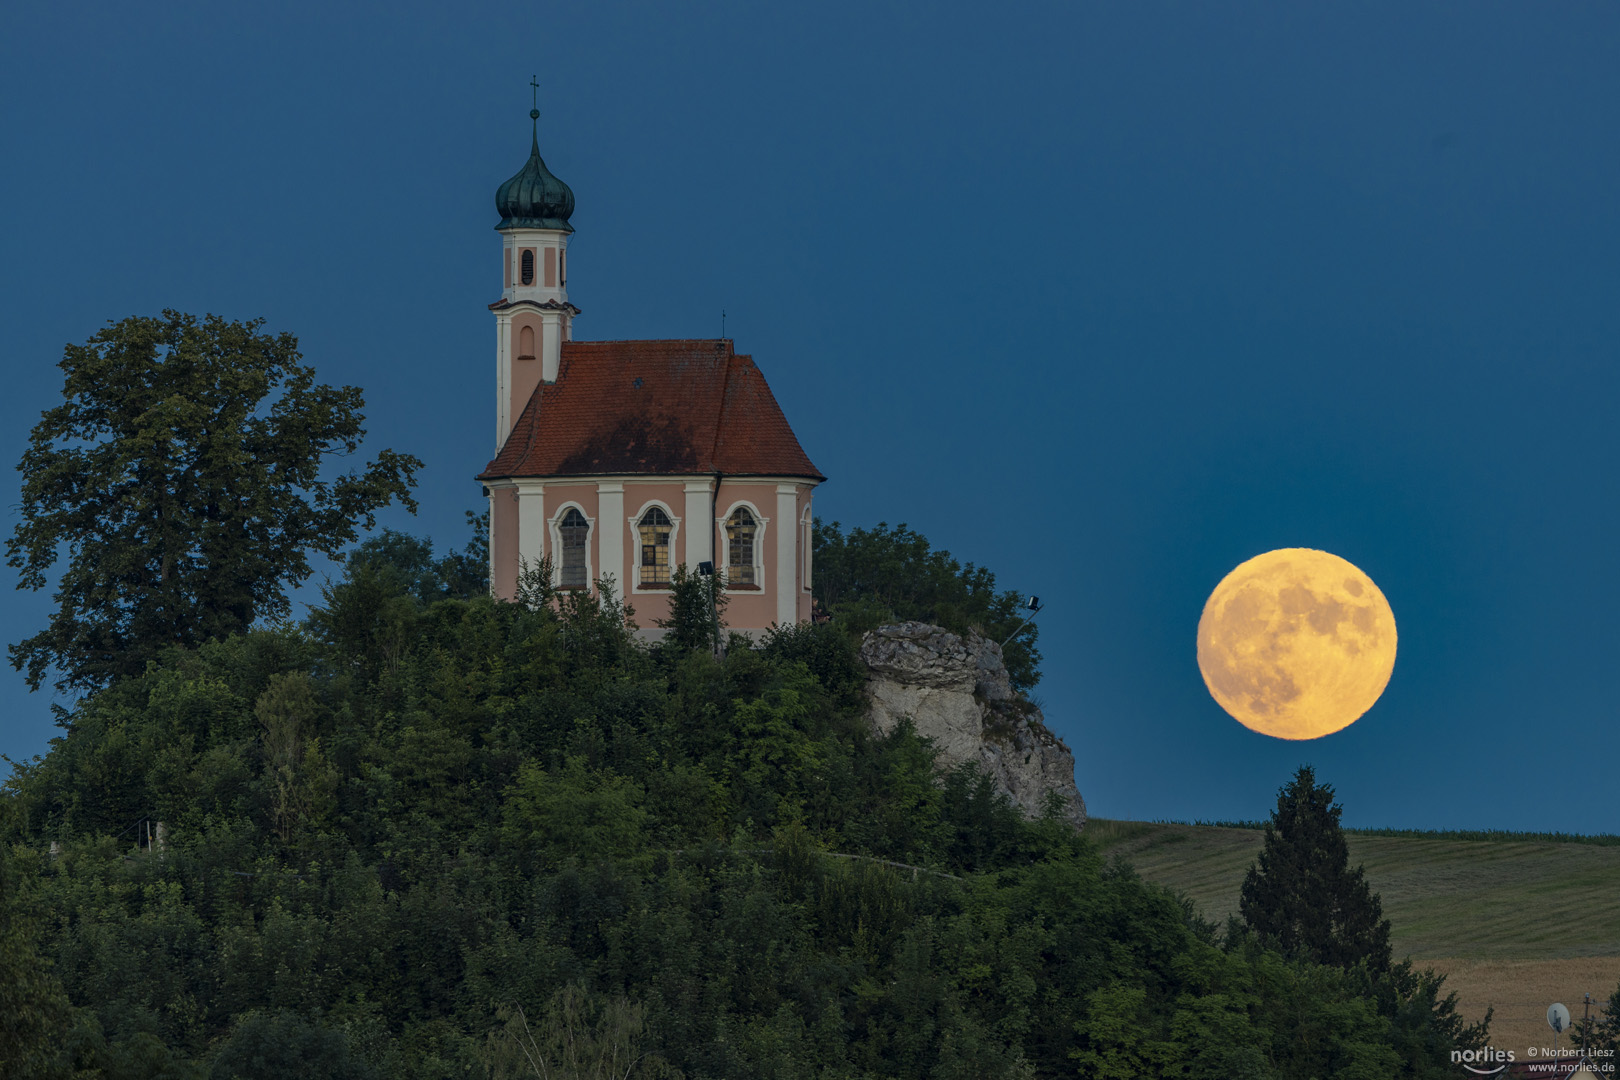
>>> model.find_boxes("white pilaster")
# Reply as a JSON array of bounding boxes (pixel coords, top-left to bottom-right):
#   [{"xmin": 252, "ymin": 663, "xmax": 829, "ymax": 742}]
[
  {"xmin": 517, "ymin": 482, "xmax": 546, "ymax": 584},
  {"xmin": 776, "ymin": 484, "xmax": 798, "ymax": 627},
  {"xmin": 598, "ymin": 481, "xmax": 624, "ymax": 593},
  {"xmin": 541, "ymin": 313, "xmax": 562, "ymax": 383},
  {"xmin": 684, "ymin": 480, "xmax": 714, "ymax": 570}
]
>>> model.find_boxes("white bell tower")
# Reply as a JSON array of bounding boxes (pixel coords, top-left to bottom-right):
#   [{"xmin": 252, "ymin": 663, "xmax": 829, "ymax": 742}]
[{"xmin": 491, "ymin": 107, "xmax": 579, "ymax": 449}]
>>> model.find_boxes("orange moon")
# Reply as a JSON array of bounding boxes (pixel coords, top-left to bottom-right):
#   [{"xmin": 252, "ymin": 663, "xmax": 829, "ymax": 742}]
[{"xmin": 1197, "ymin": 548, "xmax": 1396, "ymax": 740}]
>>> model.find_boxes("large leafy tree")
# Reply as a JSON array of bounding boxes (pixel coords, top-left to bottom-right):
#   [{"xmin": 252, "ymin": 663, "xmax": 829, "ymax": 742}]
[
  {"xmin": 8, "ymin": 311, "xmax": 420, "ymax": 691},
  {"xmin": 1240, "ymin": 765, "xmax": 1393, "ymax": 972}
]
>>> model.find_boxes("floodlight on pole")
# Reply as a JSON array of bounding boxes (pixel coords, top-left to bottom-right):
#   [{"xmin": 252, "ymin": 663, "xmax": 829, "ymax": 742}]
[
  {"xmin": 695, "ymin": 562, "xmax": 721, "ymax": 656},
  {"xmin": 998, "ymin": 595, "xmax": 1044, "ymax": 649}
]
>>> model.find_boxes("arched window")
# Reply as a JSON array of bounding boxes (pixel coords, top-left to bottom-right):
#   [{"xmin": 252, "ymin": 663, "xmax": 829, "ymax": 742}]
[
  {"xmin": 559, "ymin": 507, "xmax": 589, "ymax": 587},
  {"xmin": 637, "ymin": 506, "xmax": 672, "ymax": 585},
  {"xmin": 520, "ymin": 249, "xmax": 535, "ymax": 285},
  {"xmin": 518, "ymin": 325, "xmax": 535, "ymax": 360},
  {"xmin": 725, "ymin": 507, "xmax": 757, "ymax": 586}
]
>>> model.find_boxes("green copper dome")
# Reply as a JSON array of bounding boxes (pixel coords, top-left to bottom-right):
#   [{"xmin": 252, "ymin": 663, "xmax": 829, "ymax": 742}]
[{"xmin": 495, "ymin": 113, "xmax": 575, "ymax": 232}]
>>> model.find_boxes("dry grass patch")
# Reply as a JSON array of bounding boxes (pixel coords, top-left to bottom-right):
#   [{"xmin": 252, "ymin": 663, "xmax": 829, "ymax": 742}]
[{"xmin": 1429, "ymin": 958, "xmax": 1620, "ymax": 1066}]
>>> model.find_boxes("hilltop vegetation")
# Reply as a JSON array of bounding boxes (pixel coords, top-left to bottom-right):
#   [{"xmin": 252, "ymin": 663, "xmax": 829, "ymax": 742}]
[
  {"xmin": 811, "ymin": 520, "xmax": 1041, "ymax": 693},
  {"xmin": 0, "ymin": 315, "xmax": 1500, "ymax": 1076},
  {"xmin": 0, "ymin": 529, "xmax": 1491, "ymax": 1078}
]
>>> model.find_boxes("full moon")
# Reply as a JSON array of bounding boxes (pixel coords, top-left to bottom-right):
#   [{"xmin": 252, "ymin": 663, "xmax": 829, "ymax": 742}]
[{"xmin": 1197, "ymin": 549, "xmax": 1396, "ymax": 740}]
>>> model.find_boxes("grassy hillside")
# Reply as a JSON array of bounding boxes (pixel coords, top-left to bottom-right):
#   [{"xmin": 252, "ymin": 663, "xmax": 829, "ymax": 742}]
[
  {"xmin": 1088, "ymin": 818, "xmax": 1620, "ymax": 960},
  {"xmin": 1089, "ymin": 818, "xmax": 1620, "ymax": 1053}
]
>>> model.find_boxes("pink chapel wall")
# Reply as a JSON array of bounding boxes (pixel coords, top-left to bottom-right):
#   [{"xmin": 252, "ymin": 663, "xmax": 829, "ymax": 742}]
[
  {"xmin": 713, "ymin": 480, "xmax": 794, "ymax": 633},
  {"xmin": 490, "ymin": 489, "xmax": 520, "ymax": 600},
  {"xmin": 490, "ymin": 478, "xmax": 817, "ymax": 632},
  {"xmin": 796, "ymin": 485, "xmax": 814, "ymax": 624},
  {"xmin": 510, "ymin": 312, "xmax": 546, "ymax": 424}
]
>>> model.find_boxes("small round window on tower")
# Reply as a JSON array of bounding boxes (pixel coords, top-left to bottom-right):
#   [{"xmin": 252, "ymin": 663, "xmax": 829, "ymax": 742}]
[{"xmin": 520, "ymin": 250, "xmax": 535, "ymax": 285}]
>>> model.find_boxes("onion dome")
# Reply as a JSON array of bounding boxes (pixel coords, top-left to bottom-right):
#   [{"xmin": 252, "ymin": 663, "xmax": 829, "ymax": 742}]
[{"xmin": 495, "ymin": 110, "xmax": 575, "ymax": 231}]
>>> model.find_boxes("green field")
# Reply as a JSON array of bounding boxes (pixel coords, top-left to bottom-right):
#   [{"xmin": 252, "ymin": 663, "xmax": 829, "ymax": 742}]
[
  {"xmin": 1089, "ymin": 819, "xmax": 1620, "ymax": 1052},
  {"xmin": 1088, "ymin": 818, "xmax": 1620, "ymax": 960}
]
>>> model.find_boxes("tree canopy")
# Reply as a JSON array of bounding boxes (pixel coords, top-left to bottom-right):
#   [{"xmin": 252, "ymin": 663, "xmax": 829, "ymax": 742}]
[
  {"xmin": 0, "ymin": 535, "xmax": 1487, "ymax": 1077},
  {"xmin": 7, "ymin": 311, "xmax": 421, "ymax": 692},
  {"xmin": 813, "ymin": 520, "xmax": 1042, "ymax": 691},
  {"xmin": 1240, "ymin": 765, "xmax": 1395, "ymax": 973},
  {"xmin": 0, "ymin": 844, "xmax": 74, "ymax": 1079}
]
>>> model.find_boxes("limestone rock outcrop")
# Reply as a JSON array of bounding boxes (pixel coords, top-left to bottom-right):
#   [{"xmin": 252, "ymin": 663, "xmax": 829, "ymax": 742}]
[{"xmin": 860, "ymin": 622, "xmax": 1086, "ymax": 828}]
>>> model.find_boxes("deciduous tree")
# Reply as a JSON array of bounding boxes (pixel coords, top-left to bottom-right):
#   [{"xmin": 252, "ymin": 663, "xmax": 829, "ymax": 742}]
[
  {"xmin": 8, "ymin": 311, "xmax": 420, "ymax": 691},
  {"xmin": 655, "ymin": 562, "xmax": 726, "ymax": 654}
]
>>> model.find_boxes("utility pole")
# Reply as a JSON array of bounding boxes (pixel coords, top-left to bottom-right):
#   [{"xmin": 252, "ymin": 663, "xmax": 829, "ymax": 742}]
[{"xmin": 1582, "ymin": 994, "xmax": 1594, "ymax": 1070}]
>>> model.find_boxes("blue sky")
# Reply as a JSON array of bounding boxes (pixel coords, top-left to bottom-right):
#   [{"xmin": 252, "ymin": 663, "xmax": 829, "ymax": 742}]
[{"xmin": 3, "ymin": 2, "xmax": 1618, "ymax": 831}]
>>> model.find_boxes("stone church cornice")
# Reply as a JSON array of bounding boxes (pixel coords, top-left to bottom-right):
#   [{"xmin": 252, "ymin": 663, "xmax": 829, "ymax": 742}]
[{"xmin": 488, "ymin": 298, "xmax": 583, "ymax": 315}]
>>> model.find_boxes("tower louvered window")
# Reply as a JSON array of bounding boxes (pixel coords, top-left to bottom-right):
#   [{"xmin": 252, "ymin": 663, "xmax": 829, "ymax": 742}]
[
  {"xmin": 520, "ymin": 249, "xmax": 535, "ymax": 285},
  {"xmin": 638, "ymin": 507, "xmax": 672, "ymax": 585},
  {"xmin": 559, "ymin": 508, "xmax": 588, "ymax": 587},
  {"xmin": 726, "ymin": 508, "xmax": 757, "ymax": 586}
]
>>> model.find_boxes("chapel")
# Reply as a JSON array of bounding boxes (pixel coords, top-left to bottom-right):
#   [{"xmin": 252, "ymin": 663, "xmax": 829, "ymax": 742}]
[{"xmin": 478, "ymin": 114, "xmax": 825, "ymax": 636}]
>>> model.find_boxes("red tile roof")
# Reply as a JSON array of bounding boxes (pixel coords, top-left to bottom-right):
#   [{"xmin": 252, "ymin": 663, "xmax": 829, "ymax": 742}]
[{"xmin": 479, "ymin": 339, "xmax": 824, "ymax": 482}]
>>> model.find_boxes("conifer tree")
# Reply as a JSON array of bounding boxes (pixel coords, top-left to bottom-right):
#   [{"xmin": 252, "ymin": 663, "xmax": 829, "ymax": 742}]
[
  {"xmin": 1239, "ymin": 765, "xmax": 1393, "ymax": 972},
  {"xmin": 1592, "ymin": 979, "xmax": 1620, "ymax": 1055}
]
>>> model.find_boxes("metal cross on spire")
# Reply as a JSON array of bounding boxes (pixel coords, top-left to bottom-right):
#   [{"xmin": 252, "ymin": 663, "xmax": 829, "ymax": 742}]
[{"xmin": 529, "ymin": 76, "xmax": 541, "ymax": 121}]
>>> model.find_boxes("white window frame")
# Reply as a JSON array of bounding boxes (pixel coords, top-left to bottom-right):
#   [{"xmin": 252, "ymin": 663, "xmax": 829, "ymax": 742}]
[
  {"xmin": 716, "ymin": 500, "xmax": 769, "ymax": 592},
  {"xmin": 548, "ymin": 501, "xmax": 595, "ymax": 589},
  {"xmin": 628, "ymin": 500, "xmax": 682, "ymax": 594}
]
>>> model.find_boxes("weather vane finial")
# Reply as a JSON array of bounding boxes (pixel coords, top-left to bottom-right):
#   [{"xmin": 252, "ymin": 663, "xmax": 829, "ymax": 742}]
[{"xmin": 529, "ymin": 75, "xmax": 540, "ymax": 122}]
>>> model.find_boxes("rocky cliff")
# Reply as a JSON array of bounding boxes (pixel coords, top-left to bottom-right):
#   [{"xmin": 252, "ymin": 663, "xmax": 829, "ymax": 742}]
[{"xmin": 860, "ymin": 622, "xmax": 1086, "ymax": 828}]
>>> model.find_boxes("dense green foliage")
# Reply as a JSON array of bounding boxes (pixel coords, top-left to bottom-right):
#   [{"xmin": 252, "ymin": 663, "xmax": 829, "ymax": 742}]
[
  {"xmin": 0, "ymin": 844, "xmax": 75, "ymax": 1078},
  {"xmin": 812, "ymin": 521, "xmax": 1041, "ymax": 692},
  {"xmin": 7, "ymin": 311, "xmax": 421, "ymax": 692},
  {"xmin": 654, "ymin": 564, "xmax": 727, "ymax": 655},
  {"xmin": 1240, "ymin": 767, "xmax": 1394, "ymax": 973},
  {"xmin": 0, "ymin": 536, "xmax": 1488, "ymax": 1076},
  {"xmin": 1587, "ymin": 980, "xmax": 1620, "ymax": 1058}
]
